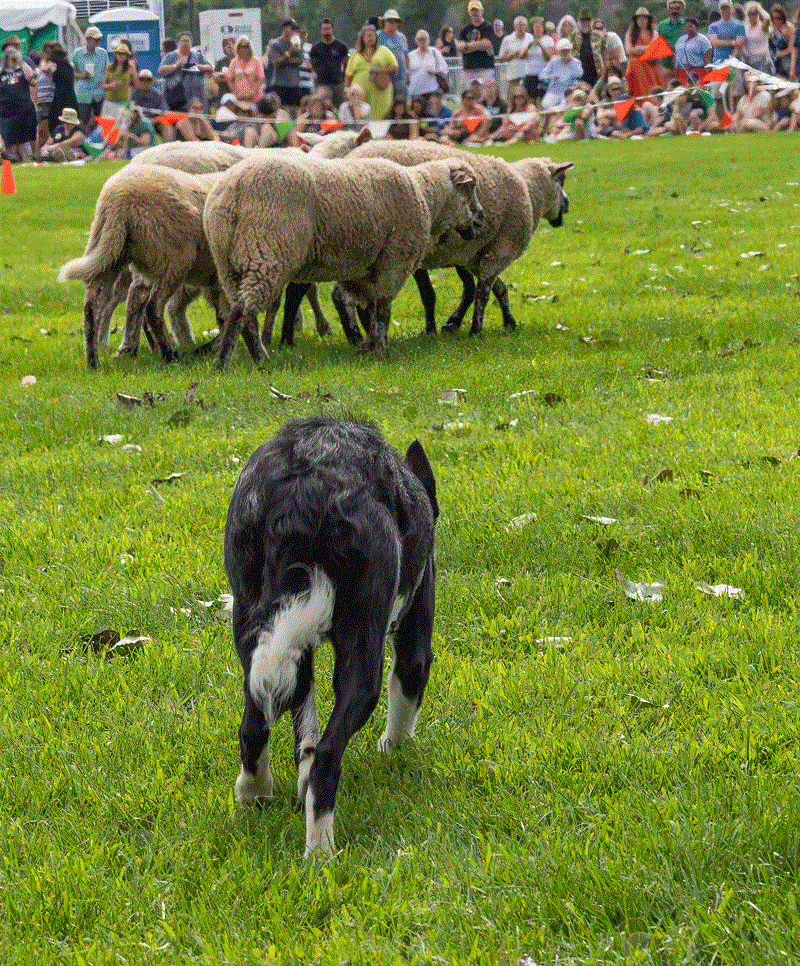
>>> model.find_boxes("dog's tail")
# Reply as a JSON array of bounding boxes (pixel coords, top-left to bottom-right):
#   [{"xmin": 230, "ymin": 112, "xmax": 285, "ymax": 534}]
[{"xmin": 248, "ymin": 564, "xmax": 335, "ymax": 720}]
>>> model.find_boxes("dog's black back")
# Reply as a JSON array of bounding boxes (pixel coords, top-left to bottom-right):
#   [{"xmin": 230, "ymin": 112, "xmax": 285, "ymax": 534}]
[{"xmin": 225, "ymin": 416, "xmax": 438, "ymax": 856}]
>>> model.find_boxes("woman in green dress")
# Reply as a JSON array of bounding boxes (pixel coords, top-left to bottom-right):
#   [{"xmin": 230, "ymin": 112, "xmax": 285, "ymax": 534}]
[{"xmin": 345, "ymin": 23, "xmax": 398, "ymax": 120}]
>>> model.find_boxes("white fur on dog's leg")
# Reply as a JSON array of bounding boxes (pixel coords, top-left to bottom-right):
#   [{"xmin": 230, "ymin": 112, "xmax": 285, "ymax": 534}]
[
  {"xmin": 235, "ymin": 746, "xmax": 274, "ymax": 803},
  {"xmin": 304, "ymin": 788, "xmax": 335, "ymax": 858},
  {"xmin": 297, "ymin": 747, "xmax": 315, "ymax": 805},
  {"xmin": 378, "ymin": 663, "xmax": 421, "ymax": 752}
]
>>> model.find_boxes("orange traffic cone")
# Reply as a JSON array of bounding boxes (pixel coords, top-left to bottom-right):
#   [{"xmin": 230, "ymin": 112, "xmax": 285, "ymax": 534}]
[{"xmin": 1, "ymin": 158, "xmax": 15, "ymax": 195}]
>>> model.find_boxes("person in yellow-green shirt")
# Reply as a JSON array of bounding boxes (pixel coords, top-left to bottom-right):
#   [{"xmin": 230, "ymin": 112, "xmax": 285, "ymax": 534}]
[{"xmin": 345, "ymin": 23, "xmax": 398, "ymax": 120}]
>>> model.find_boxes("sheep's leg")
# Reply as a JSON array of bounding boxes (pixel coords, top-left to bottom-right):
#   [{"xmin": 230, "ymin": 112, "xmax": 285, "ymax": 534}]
[
  {"xmin": 83, "ymin": 274, "xmax": 119, "ymax": 368},
  {"xmin": 281, "ymin": 283, "xmax": 310, "ymax": 347},
  {"xmin": 492, "ymin": 277, "xmax": 516, "ymax": 330},
  {"xmin": 413, "ymin": 269, "xmax": 437, "ymax": 334},
  {"xmin": 116, "ymin": 276, "xmax": 151, "ymax": 358},
  {"xmin": 240, "ymin": 313, "xmax": 268, "ymax": 364},
  {"xmin": 469, "ymin": 280, "xmax": 492, "ymax": 336},
  {"xmin": 99, "ymin": 266, "xmax": 132, "ymax": 347},
  {"xmin": 215, "ymin": 301, "xmax": 246, "ymax": 370},
  {"xmin": 441, "ymin": 267, "xmax": 476, "ymax": 332},
  {"xmin": 331, "ymin": 285, "xmax": 363, "ymax": 346},
  {"xmin": 166, "ymin": 285, "xmax": 199, "ymax": 348},
  {"xmin": 306, "ymin": 283, "xmax": 331, "ymax": 337},
  {"xmin": 374, "ymin": 298, "xmax": 391, "ymax": 354},
  {"xmin": 145, "ymin": 292, "xmax": 179, "ymax": 363}
]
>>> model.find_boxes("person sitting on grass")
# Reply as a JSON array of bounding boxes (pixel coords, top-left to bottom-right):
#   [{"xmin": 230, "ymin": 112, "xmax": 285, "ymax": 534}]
[
  {"xmin": 104, "ymin": 106, "xmax": 159, "ymax": 158},
  {"xmin": 439, "ymin": 88, "xmax": 491, "ymax": 143},
  {"xmin": 38, "ymin": 106, "xmax": 89, "ymax": 161},
  {"xmin": 645, "ymin": 77, "xmax": 690, "ymax": 135},
  {"xmin": 295, "ymin": 92, "xmax": 337, "ymax": 135},
  {"xmin": 338, "ymin": 82, "xmax": 371, "ymax": 128},
  {"xmin": 420, "ymin": 89, "xmax": 452, "ymax": 139},
  {"xmin": 730, "ymin": 72, "xmax": 773, "ymax": 131},
  {"xmin": 490, "ymin": 87, "xmax": 540, "ymax": 141},
  {"xmin": 255, "ymin": 91, "xmax": 298, "ymax": 147},
  {"xmin": 385, "ymin": 94, "xmax": 419, "ymax": 138},
  {"xmin": 552, "ymin": 88, "xmax": 596, "ymax": 139}
]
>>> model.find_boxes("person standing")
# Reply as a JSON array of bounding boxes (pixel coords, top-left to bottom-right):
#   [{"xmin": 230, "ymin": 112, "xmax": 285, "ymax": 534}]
[
  {"xmin": 268, "ymin": 19, "xmax": 303, "ymax": 116},
  {"xmin": 345, "ymin": 22, "xmax": 397, "ymax": 120},
  {"xmin": 497, "ymin": 16, "xmax": 534, "ymax": 100},
  {"xmin": 159, "ymin": 31, "xmax": 212, "ymax": 110},
  {"xmin": 769, "ymin": 5, "xmax": 793, "ymax": 78},
  {"xmin": 458, "ymin": 0, "xmax": 496, "ymax": 87},
  {"xmin": 625, "ymin": 7, "xmax": 664, "ymax": 98},
  {"xmin": 72, "ymin": 25, "xmax": 108, "ymax": 127},
  {"xmin": 0, "ymin": 42, "xmax": 36, "ymax": 161},
  {"xmin": 408, "ymin": 30, "xmax": 448, "ymax": 98},
  {"xmin": 674, "ymin": 17, "xmax": 713, "ymax": 85},
  {"xmin": 225, "ymin": 36, "xmax": 264, "ymax": 109},
  {"xmin": 657, "ymin": 0, "xmax": 686, "ymax": 79},
  {"xmin": 311, "ymin": 19, "xmax": 349, "ymax": 109},
  {"xmin": 524, "ymin": 17, "xmax": 555, "ymax": 103},
  {"xmin": 570, "ymin": 8, "xmax": 606, "ymax": 89},
  {"xmin": 296, "ymin": 25, "xmax": 315, "ymax": 100},
  {"xmin": 708, "ymin": 0, "xmax": 746, "ymax": 63},
  {"xmin": 102, "ymin": 41, "xmax": 137, "ymax": 110},
  {"xmin": 378, "ymin": 10, "xmax": 410, "ymax": 98},
  {"xmin": 491, "ymin": 20, "xmax": 505, "ymax": 56},
  {"xmin": 743, "ymin": 2, "xmax": 774, "ymax": 74},
  {"xmin": 210, "ymin": 35, "xmax": 235, "ymax": 108}
]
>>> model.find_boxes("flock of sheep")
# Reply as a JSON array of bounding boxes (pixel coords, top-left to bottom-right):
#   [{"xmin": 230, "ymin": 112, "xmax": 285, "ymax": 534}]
[{"xmin": 58, "ymin": 131, "xmax": 574, "ymax": 369}]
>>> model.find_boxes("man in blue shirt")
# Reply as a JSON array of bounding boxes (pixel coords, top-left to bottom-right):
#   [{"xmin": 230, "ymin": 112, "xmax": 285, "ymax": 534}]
[
  {"xmin": 708, "ymin": 0, "xmax": 745, "ymax": 63},
  {"xmin": 378, "ymin": 9, "xmax": 410, "ymax": 98}
]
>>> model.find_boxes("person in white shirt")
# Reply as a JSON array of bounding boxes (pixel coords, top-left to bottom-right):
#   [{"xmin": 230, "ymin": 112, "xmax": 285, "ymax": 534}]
[
  {"xmin": 524, "ymin": 16, "xmax": 555, "ymax": 102},
  {"xmin": 594, "ymin": 19, "xmax": 627, "ymax": 63},
  {"xmin": 497, "ymin": 16, "xmax": 534, "ymax": 99},
  {"xmin": 408, "ymin": 30, "xmax": 449, "ymax": 97}
]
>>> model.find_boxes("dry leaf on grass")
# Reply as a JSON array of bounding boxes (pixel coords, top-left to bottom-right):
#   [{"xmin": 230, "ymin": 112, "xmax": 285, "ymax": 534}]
[
  {"xmin": 616, "ymin": 569, "xmax": 664, "ymax": 602},
  {"xmin": 269, "ymin": 386, "xmax": 292, "ymax": 401},
  {"xmin": 439, "ymin": 388, "xmax": 466, "ymax": 405},
  {"xmin": 100, "ymin": 434, "xmax": 124, "ymax": 445},
  {"xmin": 145, "ymin": 484, "xmax": 165, "ymax": 506},
  {"xmin": 629, "ymin": 693, "xmax": 670, "ymax": 711},
  {"xmin": 506, "ymin": 512, "xmax": 537, "ymax": 532},
  {"xmin": 644, "ymin": 413, "xmax": 674, "ymax": 425},
  {"xmin": 582, "ymin": 514, "xmax": 618, "ymax": 525},
  {"xmin": 642, "ymin": 467, "xmax": 673, "ymax": 485},
  {"xmin": 697, "ymin": 582, "xmax": 745, "ymax": 600},
  {"xmin": 151, "ymin": 472, "xmax": 186, "ymax": 487},
  {"xmin": 117, "ymin": 393, "xmax": 141, "ymax": 409}
]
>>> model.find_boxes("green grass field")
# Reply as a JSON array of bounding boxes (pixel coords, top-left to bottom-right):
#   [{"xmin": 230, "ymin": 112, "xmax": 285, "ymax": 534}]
[{"xmin": 1, "ymin": 135, "xmax": 799, "ymax": 965}]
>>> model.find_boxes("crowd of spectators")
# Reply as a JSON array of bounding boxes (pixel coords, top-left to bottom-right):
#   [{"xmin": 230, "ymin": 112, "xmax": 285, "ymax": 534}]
[{"xmin": 2, "ymin": 2, "xmax": 800, "ymax": 163}]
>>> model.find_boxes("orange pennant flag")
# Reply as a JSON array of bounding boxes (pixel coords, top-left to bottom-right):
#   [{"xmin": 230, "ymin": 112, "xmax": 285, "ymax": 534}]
[
  {"xmin": 720, "ymin": 110, "xmax": 733, "ymax": 129},
  {"xmin": 155, "ymin": 112, "xmax": 189, "ymax": 125},
  {"xmin": 464, "ymin": 116, "xmax": 482, "ymax": 133},
  {"xmin": 703, "ymin": 65, "xmax": 729, "ymax": 83},
  {"xmin": 93, "ymin": 115, "xmax": 121, "ymax": 144},
  {"xmin": 640, "ymin": 35, "xmax": 673, "ymax": 61},
  {"xmin": 613, "ymin": 97, "xmax": 636, "ymax": 123},
  {"xmin": 320, "ymin": 119, "xmax": 342, "ymax": 133}
]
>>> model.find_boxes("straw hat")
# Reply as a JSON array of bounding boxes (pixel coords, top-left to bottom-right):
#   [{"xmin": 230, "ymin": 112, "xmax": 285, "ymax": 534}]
[{"xmin": 58, "ymin": 108, "xmax": 81, "ymax": 125}]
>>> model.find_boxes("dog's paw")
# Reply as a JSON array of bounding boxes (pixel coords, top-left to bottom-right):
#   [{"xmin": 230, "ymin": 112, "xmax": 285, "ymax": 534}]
[
  {"xmin": 377, "ymin": 732, "xmax": 398, "ymax": 753},
  {"xmin": 235, "ymin": 766, "xmax": 274, "ymax": 804}
]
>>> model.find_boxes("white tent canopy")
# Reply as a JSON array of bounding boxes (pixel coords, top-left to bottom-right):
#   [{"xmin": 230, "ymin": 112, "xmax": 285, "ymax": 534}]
[{"xmin": 0, "ymin": 0, "xmax": 77, "ymax": 31}]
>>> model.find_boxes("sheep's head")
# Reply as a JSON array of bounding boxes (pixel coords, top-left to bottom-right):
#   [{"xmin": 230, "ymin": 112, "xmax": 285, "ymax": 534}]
[
  {"xmin": 543, "ymin": 160, "xmax": 574, "ymax": 227},
  {"xmin": 443, "ymin": 162, "xmax": 484, "ymax": 241}
]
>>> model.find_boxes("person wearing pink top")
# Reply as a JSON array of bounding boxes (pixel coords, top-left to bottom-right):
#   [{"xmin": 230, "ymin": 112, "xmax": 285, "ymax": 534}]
[
  {"xmin": 743, "ymin": 2, "xmax": 775, "ymax": 74},
  {"xmin": 225, "ymin": 36, "xmax": 265, "ymax": 107}
]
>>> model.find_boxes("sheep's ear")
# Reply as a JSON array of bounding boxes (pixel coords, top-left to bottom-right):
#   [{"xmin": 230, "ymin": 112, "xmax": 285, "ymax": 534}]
[
  {"xmin": 547, "ymin": 161, "xmax": 574, "ymax": 184},
  {"xmin": 355, "ymin": 126, "xmax": 372, "ymax": 145},
  {"xmin": 450, "ymin": 167, "xmax": 476, "ymax": 194}
]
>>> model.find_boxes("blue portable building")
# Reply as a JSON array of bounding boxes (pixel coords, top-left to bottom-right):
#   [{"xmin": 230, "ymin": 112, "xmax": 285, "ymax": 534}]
[{"xmin": 89, "ymin": 6, "xmax": 161, "ymax": 76}]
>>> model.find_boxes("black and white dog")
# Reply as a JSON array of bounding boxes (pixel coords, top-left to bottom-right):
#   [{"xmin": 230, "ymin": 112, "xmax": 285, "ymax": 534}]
[{"xmin": 224, "ymin": 417, "xmax": 438, "ymax": 856}]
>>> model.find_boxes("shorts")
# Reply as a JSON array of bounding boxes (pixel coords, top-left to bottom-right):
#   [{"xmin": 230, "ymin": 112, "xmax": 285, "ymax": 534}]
[
  {"xmin": 270, "ymin": 85, "xmax": 302, "ymax": 107},
  {"xmin": 36, "ymin": 101, "xmax": 53, "ymax": 124}
]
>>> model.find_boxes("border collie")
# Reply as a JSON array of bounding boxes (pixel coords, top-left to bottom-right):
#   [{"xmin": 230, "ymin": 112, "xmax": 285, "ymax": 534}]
[{"xmin": 224, "ymin": 417, "xmax": 438, "ymax": 856}]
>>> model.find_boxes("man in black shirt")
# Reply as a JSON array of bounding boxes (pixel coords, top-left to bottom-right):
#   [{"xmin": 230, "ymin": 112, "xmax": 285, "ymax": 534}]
[
  {"xmin": 310, "ymin": 19, "xmax": 349, "ymax": 108},
  {"xmin": 458, "ymin": 0, "xmax": 495, "ymax": 86}
]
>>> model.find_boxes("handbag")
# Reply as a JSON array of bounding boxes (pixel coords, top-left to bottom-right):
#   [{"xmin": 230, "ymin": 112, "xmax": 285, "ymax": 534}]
[
  {"xmin": 165, "ymin": 74, "xmax": 186, "ymax": 108},
  {"xmin": 436, "ymin": 72, "xmax": 449, "ymax": 94}
]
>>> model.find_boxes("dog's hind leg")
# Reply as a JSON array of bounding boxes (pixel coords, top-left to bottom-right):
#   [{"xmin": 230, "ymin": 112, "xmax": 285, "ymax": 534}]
[
  {"xmin": 235, "ymin": 689, "xmax": 273, "ymax": 803},
  {"xmin": 290, "ymin": 650, "xmax": 319, "ymax": 808},
  {"xmin": 379, "ymin": 556, "xmax": 435, "ymax": 751},
  {"xmin": 305, "ymin": 550, "xmax": 399, "ymax": 857}
]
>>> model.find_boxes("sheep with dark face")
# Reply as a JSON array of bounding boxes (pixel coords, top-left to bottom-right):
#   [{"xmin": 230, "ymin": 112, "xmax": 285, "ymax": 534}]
[
  {"xmin": 204, "ymin": 153, "xmax": 484, "ymax": 367},
  {"xmin": 344, "ymin": 140, "xmax": 573, "ymax": 335}
]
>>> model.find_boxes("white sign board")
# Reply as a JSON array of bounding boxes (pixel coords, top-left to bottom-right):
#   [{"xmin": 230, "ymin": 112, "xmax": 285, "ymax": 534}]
[{"xmin": 199, "ymin": 8, "xmax": 262, "ymax": 62}]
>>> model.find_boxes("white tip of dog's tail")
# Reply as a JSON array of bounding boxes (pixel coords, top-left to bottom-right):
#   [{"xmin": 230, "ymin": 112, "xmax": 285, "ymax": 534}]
[{"xmin": 248, "ymin": 566, "xmax": 335, "ymax": 718}]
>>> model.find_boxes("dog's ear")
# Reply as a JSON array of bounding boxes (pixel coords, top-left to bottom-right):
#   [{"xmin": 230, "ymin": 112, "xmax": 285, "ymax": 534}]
[{"xmin": 405, "ymin": 439, "xmax": 439, "ymax": 520}]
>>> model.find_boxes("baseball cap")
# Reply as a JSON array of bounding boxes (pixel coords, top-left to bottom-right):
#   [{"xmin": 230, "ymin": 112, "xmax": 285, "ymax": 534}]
[
  {"xmin": 282, "ymin": 18, "xmax": 297, "ymax": 29},
  {"xmin": 85, "ymin": 26, "xmax": 102, "ymax": 40},
  {"xmin": 382, "ymin": 9, "xmax": 401, "ymax": 19},
  {"xmin": 138, "ymin": 68, "xmax": 154, "ymax": 80}
]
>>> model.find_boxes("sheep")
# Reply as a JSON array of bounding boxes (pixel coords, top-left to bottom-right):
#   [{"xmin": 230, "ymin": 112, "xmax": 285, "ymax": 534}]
[
  {"xmin": 59, "ymin": 164, "xmax": 226, "ymax": 369},
  {"xmin": 345, "ymin": 140, "xmax": 573, "ymax": 335},
  {"xmin": 127, "ymin": 140, "xmax": 251, "ymax": 174},
  {"xmin": 203, "ymin": 153, "xmax": 484, "ymax": 368}
]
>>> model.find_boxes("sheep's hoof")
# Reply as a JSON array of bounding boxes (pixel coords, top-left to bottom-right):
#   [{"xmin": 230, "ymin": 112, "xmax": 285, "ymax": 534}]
[
  {"xmin": 163, "ymin": 349, "xmax": 179, "ymax": 364},
  {"xmin": 441, "ymin": 319, "xmax": 462, "ymax": 333},
  {"xmin": 425, "ymin": 322, "xmax": 437, "ymax": 335},
  {"xmin": 357, "ymin": 335, "xmax": 376, "ymax": 353},
  {"xmin": 503, "ymin": 317, "xmax": 517, "ymax": 331},
  {"xmin": 114, "ymin": 345, "xmax": 138, "ymax": 359},
  {"xmin": 315, "ymin": 320, "xmax": 332, "ymax": 337},
  {"xmin": 468, "ymin": 325, "xmax": 484, "ymax": 337}
]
